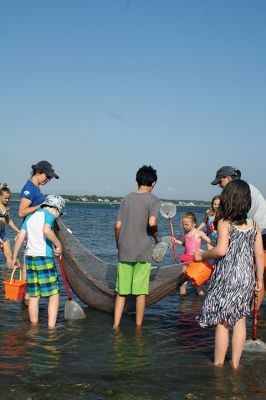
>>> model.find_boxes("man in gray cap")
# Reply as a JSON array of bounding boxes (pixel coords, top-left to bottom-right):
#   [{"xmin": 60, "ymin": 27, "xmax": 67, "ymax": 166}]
[{"xmin": 211, "ymin": 165, "xmax": 266, "ymax": 307}]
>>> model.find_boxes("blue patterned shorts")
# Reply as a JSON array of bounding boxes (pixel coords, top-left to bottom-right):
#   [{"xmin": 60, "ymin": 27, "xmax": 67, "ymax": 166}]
[
  {"xmin": 26, "ymin": 256, "xmax": 59, "ymax": 297},
  {"xmin": 0, "ymin": 231, "xmax": 9, "ymax": 242}
]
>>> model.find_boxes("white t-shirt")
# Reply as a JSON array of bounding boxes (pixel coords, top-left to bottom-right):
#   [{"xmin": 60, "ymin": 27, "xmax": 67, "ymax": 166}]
[
  {"xmin": 21, "ymin": 209, "xmax": 55, "ymax": 257},
  {"xmin": 249, "ymin": 184, "xmax": 266, "ymax": 232}
]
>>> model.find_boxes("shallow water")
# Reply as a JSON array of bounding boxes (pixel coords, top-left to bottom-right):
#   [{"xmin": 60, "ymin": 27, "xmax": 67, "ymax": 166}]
[{"xmin": 0, "ymin": 202, "xmax": 266, "ymax": 399}]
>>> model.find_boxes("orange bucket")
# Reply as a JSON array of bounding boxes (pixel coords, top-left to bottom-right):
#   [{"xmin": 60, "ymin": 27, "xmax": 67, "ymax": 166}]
[
  {"xmin": 184, "ymin": 260, "xmax": 213, "ymax": 286},
  {"xmin": 4, "ymin": 267, "xmax": 27, "ymax": 301}
]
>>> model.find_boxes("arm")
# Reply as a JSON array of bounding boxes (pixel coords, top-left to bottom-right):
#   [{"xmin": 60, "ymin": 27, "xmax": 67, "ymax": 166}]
[
  {"xmin": 148, "ymin": 215, "xmax": 158, "ymax": 240},
  {"xmin": 114, "ymin": 220, "xmax": 122, "ymax": 249},
  {"xmin": 43, "ymin": 224, "xmax": 62, "ymax": 256},
  {"xmin": 254, "ymin": 227, "xmax": 264, "ymax": 292},
  {"xmin": 174, "ymin": 238, "xmax": 184, "ymax": 246},
  {"xmin": 198, "ymin": 230, "xmax": 212, "ymax": 245},
  {"xmin": 7, "ymin": 210, "xmax": 20, "ymax": 234},
  {"xmin": 8, "ymin": 219, "xmax": 20, "ymax": 234},
  {"xmin": 195, "ymin": 220, "xmax": 230, "ymax": 261},
  {"xmin": 12, "ymin": 229, "xmax": 27, "ymax": 267},
  {"xmin": 18, "ymin": 197, "xmax": 41, "ymax": 218}
]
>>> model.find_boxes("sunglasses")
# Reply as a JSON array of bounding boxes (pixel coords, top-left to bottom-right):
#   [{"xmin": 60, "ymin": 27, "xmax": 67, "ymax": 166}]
[{"xmin": 43, "ymin": 172, "xmax": 52, "ymax": 181}]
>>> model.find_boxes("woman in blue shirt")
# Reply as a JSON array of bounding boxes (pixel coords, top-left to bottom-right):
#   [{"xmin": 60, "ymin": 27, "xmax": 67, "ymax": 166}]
[{"xmin": 19, "ymin": 161, "xmax": 59, "ymax": 218}]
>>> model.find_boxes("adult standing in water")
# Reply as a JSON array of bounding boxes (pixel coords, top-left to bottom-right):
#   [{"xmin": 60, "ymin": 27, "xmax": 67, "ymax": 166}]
[
  {"xmin": 211, "ymin": 166, "xmax": 266, "ymax": 307},
  {"xmin": 18, "ymin": 161, "xmax": 59, "ymax": 302},
  {"xmin": 19, "ymin": 161, "xmax": 59, "ymax": 218}
]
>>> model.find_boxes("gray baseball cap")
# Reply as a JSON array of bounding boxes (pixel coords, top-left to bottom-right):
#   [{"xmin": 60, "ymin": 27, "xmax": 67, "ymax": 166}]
[{"xmin": 211, "ymin": 166, "xmax": 241, "ymax": 185}]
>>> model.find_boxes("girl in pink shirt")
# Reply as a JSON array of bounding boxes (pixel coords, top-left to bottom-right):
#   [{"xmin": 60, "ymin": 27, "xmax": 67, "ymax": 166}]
[{"xmin": 175, "ymin": 212, "xmax": 211, "ymax": 295}]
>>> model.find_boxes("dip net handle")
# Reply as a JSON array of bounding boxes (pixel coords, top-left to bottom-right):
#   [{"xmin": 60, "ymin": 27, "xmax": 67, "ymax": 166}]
[
  {"xmin": 57, "ymin": 256, "xmax": 72, "ymax": 301},
  {"xmin": 168, "ymin": 219, "xmax": 177, "ymax": 260}
]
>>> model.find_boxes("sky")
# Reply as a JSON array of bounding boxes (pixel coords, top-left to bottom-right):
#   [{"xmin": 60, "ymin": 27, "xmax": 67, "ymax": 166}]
[{"xmin": 1, "ymin": 0, "xmax": 266, "ymax": 200}]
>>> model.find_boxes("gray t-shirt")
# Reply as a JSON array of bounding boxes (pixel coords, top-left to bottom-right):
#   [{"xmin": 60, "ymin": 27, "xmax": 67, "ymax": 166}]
[{"xmin": 117, "ymin": 192, "xmax": 161, "ymax": 262}]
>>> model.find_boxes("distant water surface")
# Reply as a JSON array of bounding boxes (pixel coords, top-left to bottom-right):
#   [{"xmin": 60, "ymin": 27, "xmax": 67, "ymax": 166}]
[{"xmin": 0, "ymin": 202, "xmax": 265, "ymax": 399}]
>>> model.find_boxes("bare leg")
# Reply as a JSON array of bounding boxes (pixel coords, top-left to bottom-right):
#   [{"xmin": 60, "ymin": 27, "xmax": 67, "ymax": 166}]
[
  {"xmin": 3, "ymin": 241, "xmax": 13, "ymax": 269},
  {"xmin": 231, "ymin": 316, "xmax": 246, "ymax": 369},
  {"xmin": 179, "ymin": 282, "xmax": 187, "ymax": 295},
  {"xmin": 257, "ymin": 273, "xmax": 265, "ymax": 310},
  {"xmin": 179, "ymin": 265, "xmax": 187, "ymax": 295},
  {"xmin": 214, "ymin": 323, "xmax": 229, "ymax": 366},
  {"xmin": 48, "ymin": 293, "xmax": 59, "ymax": 328},
  {"xmin": 28, "ymin": 296, "xmax": 40, "ymax": 324},
  {"xmin": 113, "ymin": 294, "xmax": 126, "ymax": 329},
  {"xmin": 136, "ymin": 295, "xmax": 146, "ymax": 326}
]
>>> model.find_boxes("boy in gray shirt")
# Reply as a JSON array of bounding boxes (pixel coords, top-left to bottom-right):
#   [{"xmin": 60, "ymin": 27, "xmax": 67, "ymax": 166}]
[{"xmin": 113, "ymin": 165, "xmax": 160, "ymax": 328}]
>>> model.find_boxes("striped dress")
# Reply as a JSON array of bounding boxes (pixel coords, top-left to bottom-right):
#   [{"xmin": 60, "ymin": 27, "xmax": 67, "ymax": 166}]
[{"xmin": 197, "ymin": 222, "xmax": 256, "ymax": 328}]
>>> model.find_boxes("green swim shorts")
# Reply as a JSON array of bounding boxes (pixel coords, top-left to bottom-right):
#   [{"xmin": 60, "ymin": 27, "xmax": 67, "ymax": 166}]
[
  {"xmin": 115, "ymin": 261, "xmax": 151, "ymax": 295},
  {"xmin": 26, "ymin": 256, "xmax": 59, "ymax": 297}
]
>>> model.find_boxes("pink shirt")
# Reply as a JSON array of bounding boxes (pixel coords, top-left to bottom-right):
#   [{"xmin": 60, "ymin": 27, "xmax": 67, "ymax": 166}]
[{"xmin": 180, "ymin": 231, "xmax": 201, "ymax": 263}]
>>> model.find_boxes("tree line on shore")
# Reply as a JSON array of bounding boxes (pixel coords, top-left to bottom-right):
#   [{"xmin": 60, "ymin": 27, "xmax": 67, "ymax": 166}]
[{"xmin": 10, "ymin": 193, "xmax": 209, "ymax": 206}]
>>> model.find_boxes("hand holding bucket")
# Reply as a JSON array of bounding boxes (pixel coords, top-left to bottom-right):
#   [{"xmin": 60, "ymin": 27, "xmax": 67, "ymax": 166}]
[
  {"xmin": 175, "ymin": 259, "xmax": 214, "ymax": 290},
  {"xmin": 4, "ymin": 267, "xmax": 27, "ymax": 301}
]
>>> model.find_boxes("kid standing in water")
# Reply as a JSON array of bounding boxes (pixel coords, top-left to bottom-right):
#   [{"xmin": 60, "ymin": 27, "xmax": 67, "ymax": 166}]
[
  {"xmin": 197, "ymin": 195, "xmax": 220, "ymax": 248},
  {"xmin": 195, "ymin": 180, "xmax": 264, "ymax": 369},
  {"xmin": 12, "ymin": 195, "xmax": 65, "ymax": 329},
  {"xmin": 0, "ymin": 184, "xmax": 20, "ymax": 268},
  {"xmin": 113, "ymin": 165, "xmax": 160, "ymax": 329},
  {"xmin": 175, "ymin": 212, "xmax": 211, "ymax": 295},
  {"xmin": 18, "ymin": 160, "xmax": 59, "ymax": 303}
]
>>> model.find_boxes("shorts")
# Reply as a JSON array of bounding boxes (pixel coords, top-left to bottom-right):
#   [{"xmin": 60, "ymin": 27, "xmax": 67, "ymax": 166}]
[
  {"xmin": 26, "ymin": 256, "xmax": 59, "ymax": 297},
  {"xmin": 0, "ymin": 231, "xmax": 9, "ymax": 242},
  {"xmin": 115, "ymin": 261, "xmax": 151, "ymax": 295}
]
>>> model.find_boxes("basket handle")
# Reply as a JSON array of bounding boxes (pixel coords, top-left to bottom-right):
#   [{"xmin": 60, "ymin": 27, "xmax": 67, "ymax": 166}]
[{"xmin": 10, "ymin": 267, "xmax": 22, "ymax": 284}]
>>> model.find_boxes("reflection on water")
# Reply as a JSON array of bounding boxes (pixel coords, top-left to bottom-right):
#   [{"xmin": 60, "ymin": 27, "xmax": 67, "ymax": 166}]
[{"xmin": 0, "ymin": 202, "xmax": 266, "ymax": 399}]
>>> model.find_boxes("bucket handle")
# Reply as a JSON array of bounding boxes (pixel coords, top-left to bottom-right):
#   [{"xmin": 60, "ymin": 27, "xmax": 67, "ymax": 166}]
[{"xmin": 10, "ymin": 267, "xmax": 22, "ymax": 284}]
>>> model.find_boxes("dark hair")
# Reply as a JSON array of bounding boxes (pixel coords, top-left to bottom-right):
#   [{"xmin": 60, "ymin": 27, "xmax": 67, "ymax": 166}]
[
  {"xmin": 136, "ymin": 165, "xmax": 157, "ymax": 187},
  {"xmin": 215, "ymin": 179, "xmax": 251, "ymax": 227},
  {"xmin": 0, "ymin": 183, "xmax": 11, "ymax": 196},
  {"xmin": 31, "ymin": 165, "xmax": 39, "ymax": 177},
  {"xmin": 231, "ymin": 169, "xmax": 241, "ymax": 180}
]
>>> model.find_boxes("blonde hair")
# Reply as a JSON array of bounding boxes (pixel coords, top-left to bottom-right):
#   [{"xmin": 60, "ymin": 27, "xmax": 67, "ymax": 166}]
[
  {"xmin": 206, "ymin": 195, "xmax": 220, "ymax": 217},
  {"xmin": 182, "ymin": 211, "xmax": 197, "ymax": 224}
]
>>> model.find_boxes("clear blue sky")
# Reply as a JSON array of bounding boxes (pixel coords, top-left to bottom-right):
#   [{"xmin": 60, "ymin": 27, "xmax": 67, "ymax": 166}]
[{"xmin": 1, "ymin": 0, "xmax": 266, "ymax": 200}]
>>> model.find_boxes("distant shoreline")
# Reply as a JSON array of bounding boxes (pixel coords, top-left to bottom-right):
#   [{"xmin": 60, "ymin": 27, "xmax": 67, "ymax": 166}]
[{"xmin": 10, "ymin": 199, "xmax": 208, "ymax": 207}]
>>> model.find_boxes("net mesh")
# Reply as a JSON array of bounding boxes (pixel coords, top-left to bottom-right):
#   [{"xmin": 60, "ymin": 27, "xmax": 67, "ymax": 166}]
[
  {"xmin": 160, "ymin": 204, "xmax": 176, "ymax": 219},
  {"xmin": 244, "ymin": 339, "xmax": 266, "ymax": 352},
  {"xmin": 152, "ymin": 236, "xmax": 172, "ymax": 263},
  {"xmin": 64, "ymin": 300, "xmax": 86, "ymax": 320}
]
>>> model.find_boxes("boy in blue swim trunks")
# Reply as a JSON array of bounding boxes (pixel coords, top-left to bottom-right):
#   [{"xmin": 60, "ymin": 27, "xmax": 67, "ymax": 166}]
[
  {"xmin": 12, "ymin": 195, "xmax": 65, "ymax": 329},
  {"xmin": 113, "ymin": 165, "xmax": 160, "ymax": 328}
]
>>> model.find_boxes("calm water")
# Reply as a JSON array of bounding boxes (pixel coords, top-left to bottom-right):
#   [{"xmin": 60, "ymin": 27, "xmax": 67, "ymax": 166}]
[{"xmin": 0, "ymin": 202, "xmax": 266, "ymax": 400}]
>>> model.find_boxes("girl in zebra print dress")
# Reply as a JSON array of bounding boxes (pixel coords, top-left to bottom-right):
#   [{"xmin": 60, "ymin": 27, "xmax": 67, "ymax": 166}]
[{"xmin": 194, "ymin": 180, "xmax": 264, "ymax": 369}]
